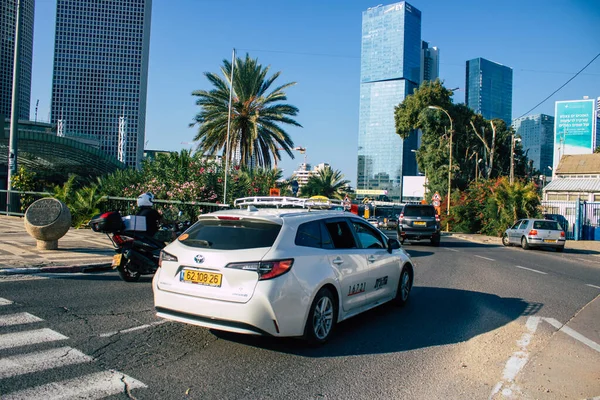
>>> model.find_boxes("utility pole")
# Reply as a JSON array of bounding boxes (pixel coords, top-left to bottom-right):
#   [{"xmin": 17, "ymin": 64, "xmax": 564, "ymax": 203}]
[
  {"xmin": 7, "ymin": 0, "xmax": 23, "ymax": 214},
  {"xmin": 510, "ymin": 133, "xmax": 521, "ymax": 185},
  {"xmin": 223, "ymin": 48, "xmax": 235, "ymax": 205}
]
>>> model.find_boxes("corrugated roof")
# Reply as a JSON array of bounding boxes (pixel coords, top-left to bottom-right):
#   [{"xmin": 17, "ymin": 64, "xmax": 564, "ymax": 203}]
[
  {"xmin": 544, "ymin": 178, "xmax": 600, "ymax": 192},
  {"xmin": 556, "ymin": 154, "xmax": 600, "ymax": 174}
]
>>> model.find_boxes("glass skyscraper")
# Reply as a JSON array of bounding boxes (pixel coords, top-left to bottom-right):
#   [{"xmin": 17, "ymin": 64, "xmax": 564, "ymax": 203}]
[
  {"xmin": 465, "ymin": 58, "xmax": 513, "ymax": 125},
  {"xmin": 357, "ymin": 2, "xmax": 421, "ymax": 201},
  {"xmin": 512, "ymin": 114, "xmax": 554, "ymax": 174},
  {"xmin": 51, "ymin": 0, "xmax": 152, "ymax": 168},
  {"xmin": 420, "ymin": 41, "xmax": 439, "ymax": 83},
  {"xmin": 1, "ymin": 0, "xmax": 35, "ymax": 120}
]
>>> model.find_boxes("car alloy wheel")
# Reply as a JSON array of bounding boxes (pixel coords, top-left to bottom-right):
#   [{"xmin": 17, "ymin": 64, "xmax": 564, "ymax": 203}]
[
  {"xmin": 394, "ymin": 267, "xmax": 412, "ymax": 307},
  {"xmin": 502, "ymin": 234, "xmax": 510, "ymax": 247},
  {"xmin": 305, "ymin": 288, "xmax": 336, "ymax": 344},
  {"xmin": 521, "ymin": 237, "xmax": 530, "ymax": 250}
]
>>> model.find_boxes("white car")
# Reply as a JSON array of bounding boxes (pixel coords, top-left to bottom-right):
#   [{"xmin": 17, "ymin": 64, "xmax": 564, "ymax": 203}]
[{"xmin": 153, "ymin": 197, "xmax": 414, "ymax": 344}]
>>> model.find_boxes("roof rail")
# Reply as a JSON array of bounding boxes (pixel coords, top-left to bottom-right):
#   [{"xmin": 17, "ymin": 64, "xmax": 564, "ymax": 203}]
[{"xmin": 233, "ymin": 196, "xmax": 342, "ymax": 210}]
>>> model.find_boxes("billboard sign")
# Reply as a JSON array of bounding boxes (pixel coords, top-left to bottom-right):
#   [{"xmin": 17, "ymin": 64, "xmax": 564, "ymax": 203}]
[{"xmin": 553, "ymin": 99, "xmax": 597, "ymax": 169}]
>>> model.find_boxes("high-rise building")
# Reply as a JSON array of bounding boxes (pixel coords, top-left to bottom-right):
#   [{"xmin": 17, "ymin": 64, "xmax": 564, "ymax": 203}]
[
  {"xmin": 1, "ymin": 0, "xmax": 35, "ymax": 120},
  {"xmin": 512, "ymin": 114, "xmax": 554, "ymax": 174},
  {"xmin": 357, "ymin": 2, "xmax": 421, "ymax": 201},
  {"xmin": 465, "ymin": 57, "xmax": 513, "ymax": 125},
  {"xmin": 420, "ymin": 41, "xmax": 439, "ymax": 83},
  {"xmin": 51, "ymin": 0, "xmax": 152, "ymax": 168}
]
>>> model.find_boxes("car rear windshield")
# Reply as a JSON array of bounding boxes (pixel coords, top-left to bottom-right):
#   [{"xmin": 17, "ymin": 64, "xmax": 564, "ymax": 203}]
[
  {"xmin": 403, "ymin": 206, "xmax": 435, "ymax": 217},
  {"xmin": 179, "ymin": 218, "xmax": 282, "ymax": 250},
  {"xmin": 533, "ymin": 220, "xmax": 561, "ymax": 230}
]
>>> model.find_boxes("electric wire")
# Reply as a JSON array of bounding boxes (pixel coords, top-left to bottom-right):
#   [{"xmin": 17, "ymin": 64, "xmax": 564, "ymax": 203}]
[{"xmin": 515, "ymin": 52, "xmax": 600, "ymax": 119}]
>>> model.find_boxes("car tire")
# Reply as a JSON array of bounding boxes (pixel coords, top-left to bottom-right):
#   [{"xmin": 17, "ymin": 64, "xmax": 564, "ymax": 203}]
[
  {"xmin": 556, "ymin": 246, "xmax": 564, "ymax": 253},
  {"xmin": 117, "ymin": 259, "xmax": 141, "ymax": 282},
  {"xmin": 304, "ymin": 287, "xmax": 336, "ymax": 345},
  {"xmin": 502, "ymin": 234, "xmax": 510, "ymax": 247},
  {"xmin": 521, "ymin": 237, "xmax": 530, "ymax": 250},
  {"xmin": 431, "ymin": 237, "xmax": 440, "ymax": 246},
  {"xmin": 393, "ymin": 267, "xmax": 412, "ymax": 307}
]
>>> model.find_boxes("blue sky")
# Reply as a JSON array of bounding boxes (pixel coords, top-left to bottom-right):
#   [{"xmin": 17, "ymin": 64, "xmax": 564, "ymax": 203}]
[{"xmin": 30, "ymin": 0, "xmax": 600, "ymax": 185}]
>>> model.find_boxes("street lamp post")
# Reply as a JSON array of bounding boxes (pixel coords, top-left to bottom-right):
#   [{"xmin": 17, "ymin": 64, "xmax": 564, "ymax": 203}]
[
  {"xmin": 510, "ymin": 134, "xmax": 521, "ymax": 185},
  {"xmin": 428, "ymin": 105, "xmax": 453, "ymax": 232}
]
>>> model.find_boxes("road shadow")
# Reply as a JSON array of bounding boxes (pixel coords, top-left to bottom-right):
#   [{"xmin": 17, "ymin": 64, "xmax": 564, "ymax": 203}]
[
  {"xmin": 564, "ymin": 248, "xmax": 600, "ymax": 255},
  {"xmin": 211, "ymin": 286, "xmax": 540, "ymax": 358},
  {"xmin": 44, "ymin": 272, "xmax": 154, "ymax": 283},
  {"xmin": 403, "ymin": 249, "xmax": 434, "ymax": 258}
]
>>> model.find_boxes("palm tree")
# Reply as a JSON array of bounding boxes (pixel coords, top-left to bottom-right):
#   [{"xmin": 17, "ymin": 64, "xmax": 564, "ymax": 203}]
[
  {"xmin": 301, "ymin": 166, "xmax": 350, "ymax": 200},
  {"xmin": 191, "ymin": 53, "xmax": 302, "ymax": 169}
]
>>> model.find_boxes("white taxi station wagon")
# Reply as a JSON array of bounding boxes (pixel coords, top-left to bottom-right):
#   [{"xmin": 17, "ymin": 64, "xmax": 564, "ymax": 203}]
[{"xmin": 153, "ymin": 196, "xmax": 415, "ymax": 344}]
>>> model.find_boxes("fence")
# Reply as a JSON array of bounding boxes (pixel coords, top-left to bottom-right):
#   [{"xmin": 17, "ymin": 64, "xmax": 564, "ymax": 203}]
[
  {"xmin": 0, "ymin": 191, "xmax": 229, "ymax": 222},
  {"xmin": 540, "ymin": 200, "xmax": 600, "ymax": 241}
]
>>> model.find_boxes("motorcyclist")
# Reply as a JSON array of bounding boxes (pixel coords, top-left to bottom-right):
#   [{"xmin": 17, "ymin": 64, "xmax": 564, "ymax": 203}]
[{"xmin": 136, "ymin": 192, "xmax": 161, "ymax": 236}]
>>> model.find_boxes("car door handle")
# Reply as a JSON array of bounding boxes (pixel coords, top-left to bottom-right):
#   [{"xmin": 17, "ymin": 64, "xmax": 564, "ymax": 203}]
[
  {"xmin": 367, "ymin": 256, "xmax": 377, "ymax": 263},
  {"xmin": 332, "ymin": 258, "xmax": 344, "ymax": 265}
]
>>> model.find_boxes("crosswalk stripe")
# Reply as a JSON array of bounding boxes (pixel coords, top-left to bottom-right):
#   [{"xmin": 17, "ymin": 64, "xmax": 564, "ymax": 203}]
[
  {"xmin": 0, "ymin": 313, "xmax": 43, "ymax": 327},
  {"xmin": 0, "ymin": 346, "xmax": 93, "ymax": 379},
  {"xmin": 1, "ymin": 370, "xmax": 147, "ymax": 399},
  {"xmin": 0, "ymin": 328, "xmax": 68, "ymax": 350},
  {"xmin": 0, "ymin": 298, "xmax": 13, "ymax": 306}
]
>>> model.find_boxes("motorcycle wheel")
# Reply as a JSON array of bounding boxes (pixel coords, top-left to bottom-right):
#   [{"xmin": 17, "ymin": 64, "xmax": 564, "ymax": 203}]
[{"xmin": 117, "ymin": 259, "xmax": 141, "ymax": 282}]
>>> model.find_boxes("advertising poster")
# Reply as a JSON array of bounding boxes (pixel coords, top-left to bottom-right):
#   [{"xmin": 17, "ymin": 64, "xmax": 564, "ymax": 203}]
[{"xmin": 553, "ymin": 99, "xmax": 597, "ymax": 169}]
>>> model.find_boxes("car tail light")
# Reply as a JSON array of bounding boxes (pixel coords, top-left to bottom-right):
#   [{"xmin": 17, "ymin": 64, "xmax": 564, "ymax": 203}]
[
  {"xmin": 218, "ymin": 216, "xmax": 240, "ymax": 221},
  {"xmin": 435, "ymin": 214, "xmax": 440, "ymax": 222},
  {"xmin": 158, "ymin": 250, "xmax": 178, "ymax": 268},
  {"xmin": 226, "ymin": 259, "xmax": 294, "ymax": 280},
  {"xmin": 560, "ymin": 231, "xmax": 565, "ymax": 237},
  {"xmin": 113, "ymin": 234, "xmax": 133, "ymax": 246},
  {"xmin": 528, "ymin": 229, "xmax": 538, "ymax": 236},
  {"xmin": 399, "ymin": 212, "xmax": 404, "ymax": 221}
]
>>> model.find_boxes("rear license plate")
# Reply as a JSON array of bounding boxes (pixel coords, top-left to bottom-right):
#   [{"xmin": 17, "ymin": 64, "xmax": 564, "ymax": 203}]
[
  {"xmin": 544, "ymin": 239, "xmax": 557, "ymax": 243},
  {"xmin": 181, "ymin": 269, "xmax": 222, "ymax": 287},
  {"xmin": 414, "ymin": 221, "xmax": 426, "ymax": 226},
  {"xmin": 112, "ymin": 254, "xmax": 122, "ymax": 267}
]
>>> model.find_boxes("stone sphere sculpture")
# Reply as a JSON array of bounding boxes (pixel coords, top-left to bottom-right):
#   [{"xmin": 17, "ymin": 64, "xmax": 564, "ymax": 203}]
[{"xmin": 24, "ymin": 198, "xmax": 72, "ymax": 250}]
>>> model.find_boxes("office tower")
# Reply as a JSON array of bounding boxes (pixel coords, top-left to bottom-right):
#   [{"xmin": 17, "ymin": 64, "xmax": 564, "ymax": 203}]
[
  {"xmin": 512, "ymin": 114, "xmax": 554, "ymax": 173},
  {"xmin": 357, "ymin": 2, "xmax": 421, "ymax": 201},
  {"xmin": 420, "ymin": 41, "xmax": 439, "ymax": 83},
  {"xmin": 1, "ymin": 0, "xmax": 35, "ymax": 120},
  {"xmin": 51, "ymin": 0, "xmax": 152, "ymax": 168},
  {"xmin": 465, "ymin": 57, "xmax": 513, "ymax": 125}
]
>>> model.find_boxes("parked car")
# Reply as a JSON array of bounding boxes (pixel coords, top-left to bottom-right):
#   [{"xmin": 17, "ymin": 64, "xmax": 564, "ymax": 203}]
[
  {"xmin": 397, "ymin": 204, "xmax": 441, "ymax": 246},
  {"xmin": 502, "ymin": 218, "xmax": 565, "ymax": 252},
  {"xmin": 153, "ymin": 196, "xmax": 415, "ymax": 345}
]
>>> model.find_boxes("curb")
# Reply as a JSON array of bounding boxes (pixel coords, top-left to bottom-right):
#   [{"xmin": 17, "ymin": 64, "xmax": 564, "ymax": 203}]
[{"xmin": 0, "ymin": 263, "xmax": 112, "ymax": 276}]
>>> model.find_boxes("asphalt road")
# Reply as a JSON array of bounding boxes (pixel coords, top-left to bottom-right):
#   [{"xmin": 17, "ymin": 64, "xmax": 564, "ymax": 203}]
[{"xmin": 0, "ymin": 235, "xmax": 599, "ymax": 399}]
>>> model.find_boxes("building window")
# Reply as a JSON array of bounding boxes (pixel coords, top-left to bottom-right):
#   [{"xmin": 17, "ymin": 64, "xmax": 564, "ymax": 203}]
[{"xmin": 547, "ymin": 193, "xmax": 568, "ymax": 201}]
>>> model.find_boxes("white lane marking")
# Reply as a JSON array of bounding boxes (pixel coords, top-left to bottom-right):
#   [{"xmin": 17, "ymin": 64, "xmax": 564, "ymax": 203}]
[
  {"xmin": 475, "ymin": 255, "xmax": 495, "ymax": 261},
  {"xmin": 515, "ymin": 265, "xmax": 547, "ymax": 275},
  {"xmin": 543, "ymin": 318, "xmax": 600, "ymax": 353},
  {"xmin": 0, "ymin": 297, "xmax": 13, "ymax": 306},
  {"xmin": 99, "ymin": 320, "xmax": 168, "ymax": 338},
  {"xmin": 0, "ymin": 328, "xmax": 68, "ymax": 350},
  {"xmin": 0, "ymin": 312, "xmax": 43, "ymax": 327},
  {"xmin": 442, "ymin": 247, "xmax": 459, "ymax": 252},
  {"xmin": 586, "ymin": 284, "xmax": 600, "ymax": 289},
  {"xmin": 0, "ymin": 346, "xmax": 93, "ymax": 379},
  {"xmin": 1, "ymin": 370, "xmax": 147, "ymax": 399},
  {"xmin": 489, "ymin": 316, "xmax": 539, "ymax": 399}
]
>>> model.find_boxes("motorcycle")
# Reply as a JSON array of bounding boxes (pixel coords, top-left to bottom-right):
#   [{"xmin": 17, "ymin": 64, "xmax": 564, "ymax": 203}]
[{"xmin": 90, "ymin": 211, "xmax": 190, "ymax": 282}]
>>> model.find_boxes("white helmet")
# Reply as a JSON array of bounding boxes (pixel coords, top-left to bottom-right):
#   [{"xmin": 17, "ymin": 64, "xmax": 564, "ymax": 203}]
[{"xmin": 137, "ymin": 192, "xmax": 154, "ymax": 207}]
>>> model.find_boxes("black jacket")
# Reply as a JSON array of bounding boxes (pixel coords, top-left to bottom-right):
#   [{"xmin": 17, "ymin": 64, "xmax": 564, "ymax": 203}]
[{"xmin": 137, "ymin": 207, "xmax": 161, "ymax": 236}]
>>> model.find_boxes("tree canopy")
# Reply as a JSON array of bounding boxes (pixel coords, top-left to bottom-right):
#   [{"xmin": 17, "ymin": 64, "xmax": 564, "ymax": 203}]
[{"xmin": 191, "ymin": 53, "xmax": 302, "ymax": 169}]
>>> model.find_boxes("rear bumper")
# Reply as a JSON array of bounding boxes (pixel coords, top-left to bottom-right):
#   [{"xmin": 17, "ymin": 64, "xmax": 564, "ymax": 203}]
[
  {"xmin": 399, "ymin": 227, "xmax": 440, "ymax": 240},
  {"xmin": 527, "ymin": 238, "xmax": 566, "ymax": 248},
  {"xmin": 152, "ymin": 270, "xmax": 308, "ymax": 337}
]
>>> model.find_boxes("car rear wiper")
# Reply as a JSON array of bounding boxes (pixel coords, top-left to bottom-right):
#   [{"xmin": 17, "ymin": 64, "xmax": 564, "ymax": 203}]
[{"xmin": 186, "ymin": 239, "xmax": 212, "ymax": 248}]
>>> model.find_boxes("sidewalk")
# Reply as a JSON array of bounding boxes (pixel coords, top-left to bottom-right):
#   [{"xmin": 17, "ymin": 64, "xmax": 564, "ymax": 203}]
[
  {"xmin": 450, "ymin": 232, "xmax": 600, "ymax": 254},
  {"xmin": 0, "ymin": 215, "xmax": 114, "ymax": 274}
]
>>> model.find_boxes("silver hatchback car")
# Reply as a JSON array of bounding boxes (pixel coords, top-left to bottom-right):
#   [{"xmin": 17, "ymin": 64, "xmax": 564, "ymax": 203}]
[{"xmin": 502, "ymin": 218, "xmax": 566, "ymax": 252}]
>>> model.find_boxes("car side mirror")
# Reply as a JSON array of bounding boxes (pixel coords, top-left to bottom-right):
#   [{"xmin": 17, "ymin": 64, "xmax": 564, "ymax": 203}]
[{"xmin": 388, "ymin": 238, "xmax": 401, "ymax": 253}]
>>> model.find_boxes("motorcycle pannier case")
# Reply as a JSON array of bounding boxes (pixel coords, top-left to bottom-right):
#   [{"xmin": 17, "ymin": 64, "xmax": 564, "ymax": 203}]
[{"xmin": 90, "ymin": 211, "xmax": 123, "ymax": 233}]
